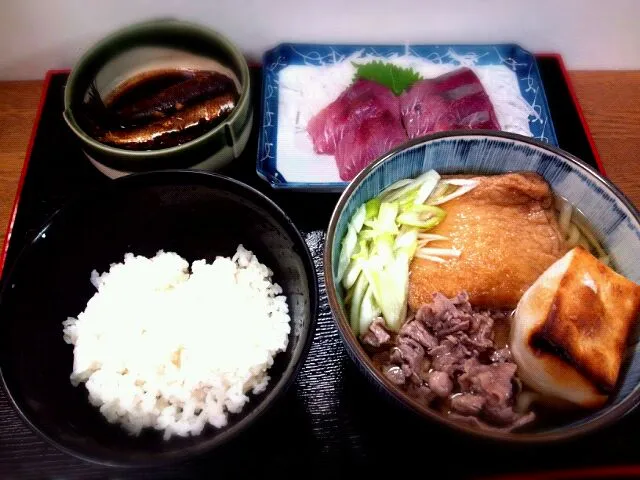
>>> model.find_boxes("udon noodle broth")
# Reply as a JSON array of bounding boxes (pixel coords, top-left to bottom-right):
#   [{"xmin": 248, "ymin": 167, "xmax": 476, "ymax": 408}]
[{"xmin": 338, "ymin": 171, "xmax": 640, "ymax": 432}]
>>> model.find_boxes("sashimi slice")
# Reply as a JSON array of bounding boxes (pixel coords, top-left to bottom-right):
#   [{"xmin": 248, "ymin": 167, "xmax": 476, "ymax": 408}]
[
  {"xmin": 334, "ymin": 110, "xmax": 407, "ymax": 181},
  {"xmin": 400, "ymin": 68, "xmax": 500, "ymax": 138},
  {"xmin": 307, "ymin": 79, "xmax": 401, "ymax": 155}
]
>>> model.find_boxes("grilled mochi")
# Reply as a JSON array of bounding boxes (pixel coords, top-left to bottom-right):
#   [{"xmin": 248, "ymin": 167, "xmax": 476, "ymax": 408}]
[{"xmin": 511, "ymin": 246, "xmax": 640, "ymax": 408}]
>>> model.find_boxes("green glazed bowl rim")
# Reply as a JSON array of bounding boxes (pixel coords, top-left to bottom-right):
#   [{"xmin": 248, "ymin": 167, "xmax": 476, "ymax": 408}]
[{"xmin": 63, "ymin": 18, "xmax": 251, "ymax": 159}]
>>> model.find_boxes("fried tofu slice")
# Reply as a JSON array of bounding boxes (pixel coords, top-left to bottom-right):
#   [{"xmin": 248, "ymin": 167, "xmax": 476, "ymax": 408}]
[
  {"xmin": 511, "ymin": 246, "xmax": 640, "ymax": 407},
  {"xmin": 408, "ymin": 172, "xmax": 566, "ymax": 310}
]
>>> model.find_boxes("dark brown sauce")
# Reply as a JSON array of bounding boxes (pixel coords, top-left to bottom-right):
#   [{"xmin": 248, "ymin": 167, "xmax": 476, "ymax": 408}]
[
  {"xmin": 105, "ymin": 70, "xmax": 197, "ymax": 114},
  {"xmin": 76, "ymin": 68, "xmax": 239, "ymax": 151}
]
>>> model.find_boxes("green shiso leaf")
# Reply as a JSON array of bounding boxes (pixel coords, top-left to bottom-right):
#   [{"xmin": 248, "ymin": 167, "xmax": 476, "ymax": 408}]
[{"xmin": 352, "ymin": 61, "xmax": 422, "ymax": 95}]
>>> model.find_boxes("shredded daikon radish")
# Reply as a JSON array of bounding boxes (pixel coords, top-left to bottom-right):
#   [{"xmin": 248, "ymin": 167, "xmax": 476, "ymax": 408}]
[
  {"xmin": 414, "ymin": 253, "xmax": 447, "ymax": 263},
  {"xmin": 417, "ymin": 233, "xmax": 449, "ymax": 242},
  {"xmin": 417, "ymin": 247, "xmax": 462, "ymax": 257}
]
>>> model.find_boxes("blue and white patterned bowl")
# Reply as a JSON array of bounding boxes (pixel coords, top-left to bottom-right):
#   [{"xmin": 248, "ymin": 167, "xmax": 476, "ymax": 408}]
[{"xmin": 324, "ymin": 130, "xmax": 640, "ymax": 441}]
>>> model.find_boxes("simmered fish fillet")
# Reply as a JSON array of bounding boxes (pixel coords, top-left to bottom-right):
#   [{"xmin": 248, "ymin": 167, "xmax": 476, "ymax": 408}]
[{"xmin": 408, "ymin": 172, "xmax": 565, "ymax": 310}]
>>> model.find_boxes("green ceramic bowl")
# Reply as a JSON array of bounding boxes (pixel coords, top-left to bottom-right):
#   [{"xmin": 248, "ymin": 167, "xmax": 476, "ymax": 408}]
[{"xmin": 63, "ymin": 19, "xmax": 253, "ymax": 178}]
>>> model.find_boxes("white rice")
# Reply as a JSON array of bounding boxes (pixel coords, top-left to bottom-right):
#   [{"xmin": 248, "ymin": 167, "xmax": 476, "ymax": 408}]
[{"xmin": 62, "ymin": 245, "xmax": 290, "ymax": 439}]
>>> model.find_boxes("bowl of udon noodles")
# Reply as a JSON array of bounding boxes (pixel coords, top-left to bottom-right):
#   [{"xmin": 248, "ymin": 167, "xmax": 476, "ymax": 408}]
[{"xmin": 325, "ymin": 130, "xmax": 640, "ymax": 441}]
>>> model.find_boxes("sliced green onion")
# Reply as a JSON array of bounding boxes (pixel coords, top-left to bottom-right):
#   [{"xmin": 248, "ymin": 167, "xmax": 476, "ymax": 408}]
[
  {"xmin": 397, "ymin": 205, "xmax": 445, "ymax": 229},
  {"xmin": 383, "ymin": 170, "xmax": 439, "ymax": 203},
  {"xmin": 358, "ymin": 228, "xmax": 378, "ymax": 241},
  {"xmin": 337, "ymin": 225, "xmax": 357, "ymax": 282},
  {"xmin": 427, "ymin": 182, "xmax": 450, "ymax": 204},
  {"xmin": 379, "ymin": 178, "xmax": 414, "ymax": 201},
  {"xmin": 338, "ymin": 172, "xmax": 478, "ymax": 334},
  {"xmin": 361, "ymin": 260, "xmax": 391, "ymax": 330},
  {"xmin": 414, "ymin": 171, "xmax": 441, "ymax": 204},
  {"xmin": 336, "ymin": 204, "xmax": 367, "ymax": 282},
  {"xmin": 383, "ymin": 253, "xmax": 411, "ymax": 332},
  {"xmin": 409, "ymin": 204, "xmax": 446, "ymax": 215},
  {"xmin": 350, "ymin": 204, "xmax": 367, "ymax": 233},
  {"xmin": 394, "ymin": 229, "xmax": 419, "ymax": 253},
  {"xmin": 398, "ymin": 191, "xmax": 418, "ymax": 211},
  {"xmin": 359, "ymin": 286, "xmax": 381, "ymax": 336},
  {"xmin": 373, "ymin": 233, "xmax": 395, "ymax": 265},
  {"xmin": 373, "ymin": 202, "xmax": 399, "ymax": 234},
  {"xmin": 365, "ymin": 198, "xmax": 381, "ymax": 219},
  {"xmin": 343, "ymin": 258, "xmax": 363, "ymax": 290},
  {"xmin": 397, "ymin": 214, "xmax": 440, "ymax": 230},
  {"xmin": 382, "ymin": 185, "xmax": 417, "ymax": 204},
  {"xmin": 349, "ymin": 272, "xmax": 369, "ymax": 334}
]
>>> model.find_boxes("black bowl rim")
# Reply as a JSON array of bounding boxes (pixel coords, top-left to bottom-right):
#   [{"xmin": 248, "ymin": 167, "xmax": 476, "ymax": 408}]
[
  {"xmin": 324, "ymin": 129, "xmax": 640, "ymax": 443},
  {"xmin": 0, "ymin": 169, "xmax": 318, "ymax": 467}
]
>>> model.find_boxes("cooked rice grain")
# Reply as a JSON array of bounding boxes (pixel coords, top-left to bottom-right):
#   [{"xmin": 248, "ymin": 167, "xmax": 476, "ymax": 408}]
[{"xmin": 62, "ymin": 245, "xmax": 290, "ymax": 439}]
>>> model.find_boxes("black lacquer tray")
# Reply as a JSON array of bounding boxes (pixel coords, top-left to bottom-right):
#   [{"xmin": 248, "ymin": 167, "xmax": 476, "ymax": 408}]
[{"xmin": 3, "ymin": 58, "xmax": 636, "ymax": 480}]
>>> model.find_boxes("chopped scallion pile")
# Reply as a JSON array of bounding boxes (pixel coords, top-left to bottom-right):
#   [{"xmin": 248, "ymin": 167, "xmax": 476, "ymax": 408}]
[{"xmin": 338, "ymin": 171, "xmax": 479, "ymax": 335}]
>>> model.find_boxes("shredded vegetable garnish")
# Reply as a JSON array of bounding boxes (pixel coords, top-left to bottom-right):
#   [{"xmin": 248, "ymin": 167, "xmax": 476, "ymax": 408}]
[
  {"xmin": 417, "ymin": 233, "xmax": 448, "ymax": 240},
  {"xmin": 339, "ymin": 170, "xmax": 478, "ymax": 335},
  {"xmin": 417, "ymin": 247, "xmax": 462, "ymax": 257},
  {"xmin": 429, "ymin": 179, "xmax": 479, "ymax": 206},
  {"xmin": 414, "ymin": 253, "xmax": 447, "ymax": 263}
]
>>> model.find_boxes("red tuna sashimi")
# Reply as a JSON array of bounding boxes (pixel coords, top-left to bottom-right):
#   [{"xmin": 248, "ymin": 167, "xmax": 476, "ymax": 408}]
[
  {"xmin": 307, "ymin": 79, "xmax": 401, "ymax": 155},
  {"xmin": 400, "ymin": 68, "xmax": 500, "ymax": 138},
  {"xmin": 335, "ymin": 110, "xmax": 407, "ymax": 181}
]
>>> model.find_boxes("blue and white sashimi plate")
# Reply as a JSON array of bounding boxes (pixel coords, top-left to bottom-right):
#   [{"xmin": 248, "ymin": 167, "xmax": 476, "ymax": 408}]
[{"xmin": 257, "ymin": 43, "xmax": 558, "ymax": 191}]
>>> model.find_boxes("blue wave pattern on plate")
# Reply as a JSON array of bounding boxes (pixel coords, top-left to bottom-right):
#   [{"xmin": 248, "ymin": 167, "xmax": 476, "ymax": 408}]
[
  {"xmin": 258, "ymin": 43, "xmax": 559, "ymax": 190},
  {"xmin": 331, "ymin": 134, "xmax": 640, "ymax": 431}
]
